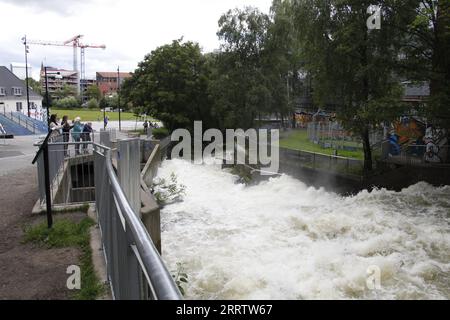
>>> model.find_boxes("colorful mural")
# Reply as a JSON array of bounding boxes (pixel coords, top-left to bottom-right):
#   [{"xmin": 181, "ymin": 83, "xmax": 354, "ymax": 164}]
[{"xmin": 394, "ymin": 116, "xmax": 426, "ymax": 146}]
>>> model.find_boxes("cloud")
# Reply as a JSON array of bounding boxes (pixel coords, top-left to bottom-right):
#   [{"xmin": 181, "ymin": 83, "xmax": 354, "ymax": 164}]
[
  {"xmin": 0, "ymin": 0, "xmax": 92, "ymax": 15},
  {"xmin": 0, "ymin": 0, "xmax": 273, "ymax": 79}
]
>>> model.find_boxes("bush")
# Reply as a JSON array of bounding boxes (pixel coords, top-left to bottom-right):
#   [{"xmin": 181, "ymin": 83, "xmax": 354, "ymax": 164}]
[
  {"xmin": 152, "ymin": 127, "xmax": 170, "ymax": 140},
  {"xmin": 55, "ymin": 96, "xmax": 80, "ymax": 109},
  {"xmin": 87, "ymin": 98, "xmax": 99, "ymax": 109}
]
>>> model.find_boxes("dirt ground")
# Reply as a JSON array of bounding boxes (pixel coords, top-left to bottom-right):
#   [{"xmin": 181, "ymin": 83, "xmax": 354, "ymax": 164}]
[{"xmin": 0, "ymin": 167, "xmax": 81, "ymax": 300}]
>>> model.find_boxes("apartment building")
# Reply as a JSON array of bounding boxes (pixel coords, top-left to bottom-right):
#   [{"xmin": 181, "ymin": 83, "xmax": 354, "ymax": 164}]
[
  {"xmin": 96, "ymin": 71, "xmax": 131, "ymax": 96},
  {"xmin": 40, "ymin": 65, "xmax": 78, "ymax": 100}
]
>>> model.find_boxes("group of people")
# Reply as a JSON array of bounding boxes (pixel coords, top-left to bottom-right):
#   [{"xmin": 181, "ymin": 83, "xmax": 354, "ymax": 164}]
[
  {"xmin": 49, "ymin": 114, "xmax": 93, "ymax": 155},
  {"xmin": 143, "ymin": 120, "xmax": 158, "ymax": 135}
]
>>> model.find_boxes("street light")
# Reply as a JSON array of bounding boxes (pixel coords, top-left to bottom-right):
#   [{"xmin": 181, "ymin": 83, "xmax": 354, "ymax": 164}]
[
  {"xmin": 44, "ymin": 66, "xmax": 62, "ymax": 132},
  {"xmin": 117, "ymin": 66, "xmax": 121, "ymax": 131},
  {"xmin": 44, "ymin": 66, "xmax": 51, "ymax": 132},
  {"xmin": 21, "ymin": 35, "xmax": 31, "ymax": 118}
]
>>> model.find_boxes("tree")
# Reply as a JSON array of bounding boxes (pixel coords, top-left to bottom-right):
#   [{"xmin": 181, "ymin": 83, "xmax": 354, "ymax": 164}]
[
  {"xmin": 55, "ymin": 84, "xmax": 76, "ymax": 100},
  {"xmin": 211, "ymin": 7, "xmax": 272, "ymax": 130},
  {"xmin": 85, "ymin": 85, "xmax": 102, "ymax": 102},
  {"xmin": 25, "ymin": 77, "xmax": 42, "ymax": 95},
  {"xmin": 395, "ymin": 0, "xmax": 450, "ymax": 128},
  {"xmin": 102, "ymin": 94, "xmax": 118, "ymax": 110},
  {"xmin": 266, "ymin": 0, "xmax": 302, "ymax": 127},
  {"xmin": 123, "ymin": 39, "xmax": 213, "ymax": 132},
  {"xmin": 290, "ymin": 0, "xmax": 407, "ymax": 172}
]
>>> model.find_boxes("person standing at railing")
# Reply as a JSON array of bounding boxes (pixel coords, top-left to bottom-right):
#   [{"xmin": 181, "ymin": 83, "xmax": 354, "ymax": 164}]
[
  {"xmin": 49, "ymin": 114, "xmax": 63, "ymax": 139},
  {"xmin": 82, "ymin": 122, "xmax": 93, "ymax": 153},
  {"xmin": 61, "ymin": 115, "xmax": 73, "ymax": 156},
  {"xmin": 49, "ymin": 114, "xmax": 61, "ymax": 131},
  {"xmin": 72, "ymin": 117, "xmax": 84, "ymax": 156}
]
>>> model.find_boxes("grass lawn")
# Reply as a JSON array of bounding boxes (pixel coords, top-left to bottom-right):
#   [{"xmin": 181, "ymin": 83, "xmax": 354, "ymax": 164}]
[
  {"xmin": 50, "ymin": 108, "xmax": 144, "ymax": 122},
  {"xmin": 280, "ymin": 130, "xmax": 364, "ymax": 160}
]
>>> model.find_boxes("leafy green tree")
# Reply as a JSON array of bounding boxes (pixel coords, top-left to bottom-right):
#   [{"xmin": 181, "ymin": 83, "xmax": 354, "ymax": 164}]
[
  {"xmin": 123, "ymin": 39, "xmax": 214, "ymax": 132},
  {"xmin": 25, "ymin": 77, "xmax": 42, "ymax": 95},
  {"xmin": 266, "ymin": 0, "xmax": 302, "ymax": 127},
  {"xmin": 85, "ymin": 85, "xmax": 102, "ymax": 102},
  {"xmin": 210, "ymin": 7, "xmax": 272, "ymax": 130},
  {"xmin": 291, "ymin": 0, "xmax": 407, "ymax": 172},
  {"xmin": 55, "ymin": 84, "xmax": 76, "ymax": 100},
  {"xmin": 395, "ymin": 0, "xmax": 450, "ymax": 128}
]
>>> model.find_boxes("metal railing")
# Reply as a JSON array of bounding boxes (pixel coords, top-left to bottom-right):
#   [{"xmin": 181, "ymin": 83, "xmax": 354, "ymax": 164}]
[
  {"xmin": 35, "ymin": 133, "xmax": 97, "ymax": 206},
  {"xmin": 3, "ymin": 111, "xmax": 40, "ymax": 134},
  {"xmin": 307, "ymin": 123, "xmax": 383, "ymax": 149},
  {"xmin": 94, "ymin": 143, "xmax": 181, "ymax": 300},
  {"xmin": 34, "ymin": 133, "xmax": 181, "ymax": 300},
  {"xmin": 279, "ymin": 147, "xmax": 364, "ymax": 178}
]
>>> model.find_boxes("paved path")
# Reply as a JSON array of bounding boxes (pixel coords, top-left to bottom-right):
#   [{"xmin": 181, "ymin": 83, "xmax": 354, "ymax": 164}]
[
  {"xmin": 0, "ymin": 136, "xmax": 87, "ymax": 299},
  {"xmin": 0, "ymin": 135, "xmax": 41, "ymax": 176},
  {"xmin": 0, "ymin": 166, "xmax": 83, "ymax": 299}
]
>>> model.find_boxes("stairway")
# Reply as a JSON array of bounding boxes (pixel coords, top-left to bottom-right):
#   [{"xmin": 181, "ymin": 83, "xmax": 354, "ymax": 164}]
[
  {"xmin": 12, "ymin": 112, "xmax": 48, "ymax": 133},
  {"xmin": 0, "ymin": 114, "xmax": 34, "ymax": 136}
]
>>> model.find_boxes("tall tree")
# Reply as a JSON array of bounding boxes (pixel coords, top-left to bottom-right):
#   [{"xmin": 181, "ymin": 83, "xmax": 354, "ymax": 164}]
[
  {"xmin": 291, "ymin": 0, "xmax": 407, "ymax": 172},
  {"xmin": 122, "ymin": 40, "xmax": 213, "ymax": 132},
  {"xmin": 211, "ymin": 7, "xmax": 272, "ymax": 130},
  {"xmin": 25, "ymin": 77, "xmax": 42, "ymax": 95},
  {"xmin": 396, "ymin": 0, "xmax": 450, "ymax": 127},
  {"xmin": 85, "ymin": 84, "xmax": 102, "ymax": 102}
]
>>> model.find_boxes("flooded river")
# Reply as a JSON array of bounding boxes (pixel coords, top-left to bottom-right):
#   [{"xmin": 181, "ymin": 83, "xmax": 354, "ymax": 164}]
[{"xmin": 158, "ymin": 159, "xmax": 450, "ymax": 299}]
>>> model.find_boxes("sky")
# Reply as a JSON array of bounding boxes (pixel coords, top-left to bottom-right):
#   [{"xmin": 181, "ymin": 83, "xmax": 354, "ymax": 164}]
[{"xmin": 0, "ymin": 0, "xmax": 273, "ymax": 80}]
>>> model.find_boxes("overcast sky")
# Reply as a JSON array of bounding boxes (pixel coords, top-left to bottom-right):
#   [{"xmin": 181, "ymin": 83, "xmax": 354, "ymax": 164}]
[{"xmin": 0, "ymin": 0, "xmax": 272, "ymax": 80}]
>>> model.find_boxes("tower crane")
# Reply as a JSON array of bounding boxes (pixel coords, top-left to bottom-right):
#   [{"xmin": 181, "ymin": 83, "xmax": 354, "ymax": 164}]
[{"xmin": 26, "ymin": 34, "xmax": 106, "ymax": 96}]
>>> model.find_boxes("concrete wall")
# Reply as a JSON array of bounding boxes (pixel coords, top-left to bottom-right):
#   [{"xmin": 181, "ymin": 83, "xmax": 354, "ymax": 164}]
[
  {"xmin": 266, "ymin": 148, "xmax": 450, "ymax": 194},
  {"xmin": 140, "ymin": 140, "xmax": 163, "ymax": 253}
]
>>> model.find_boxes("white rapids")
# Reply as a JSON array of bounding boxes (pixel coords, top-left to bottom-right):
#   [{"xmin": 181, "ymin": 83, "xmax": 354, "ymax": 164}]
[{"xmin": 158, "ymin": 159, "xmax": 450, "ymax": 300}]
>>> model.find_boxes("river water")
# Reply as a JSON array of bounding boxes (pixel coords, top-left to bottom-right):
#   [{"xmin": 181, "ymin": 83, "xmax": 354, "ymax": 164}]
[{"xmin": 158, "ymin": 159, "xmax": 450, "ymax": 300}]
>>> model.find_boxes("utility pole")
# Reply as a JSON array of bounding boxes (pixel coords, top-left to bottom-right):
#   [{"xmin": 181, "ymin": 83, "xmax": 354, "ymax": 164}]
[
  {"xmin": 44, "ymin": 66, "xmax": 50, "ymax": 132},
  {"xmin": 22, "ymin": 35, "xmax": 31, "ymax": 117},
  {"xmin": 117, "ymin": 66, "xmax": 121, "ymax": 131}
]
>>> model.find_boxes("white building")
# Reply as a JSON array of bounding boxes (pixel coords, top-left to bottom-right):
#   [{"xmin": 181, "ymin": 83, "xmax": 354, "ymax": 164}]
[
  {"xmin": 10, "ymin": 62, "xmax": 32, "ymax": 81},
  {"xmin": 0, "ymin": 66, "xmax": 43, "ymax": 118}
]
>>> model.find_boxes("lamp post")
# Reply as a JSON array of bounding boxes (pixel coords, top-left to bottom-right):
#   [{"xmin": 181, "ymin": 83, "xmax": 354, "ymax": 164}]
[
  {"xmin": 44, "ymin": 67, "xmax": 62, "ymax": 131},
  {"xmin": 22, "ymin": 35, "xmax": 31, "ymax": 117},
  {"xmin": 117, "ymin": 66, "xmax": 121, "ymax": 131},
  {"xmin": 44, "ymin": 66, "xmax": 50, "ymax": 132}
]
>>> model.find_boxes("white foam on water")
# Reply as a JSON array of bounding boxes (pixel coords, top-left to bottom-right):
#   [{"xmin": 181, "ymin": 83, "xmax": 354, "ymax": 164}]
[{"xmin": 158, "ymin": 159, "xmax": 450, "ymax": 300}]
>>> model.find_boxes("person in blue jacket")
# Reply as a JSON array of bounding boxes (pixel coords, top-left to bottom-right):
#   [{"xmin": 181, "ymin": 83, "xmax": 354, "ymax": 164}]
[
  {"xmin": 388, "ymin": 133, "xmax": 401, "ymax": 156},
  {"xmin": 72, "ymin": 117, "xmax": 84, "ymax": 155}
]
